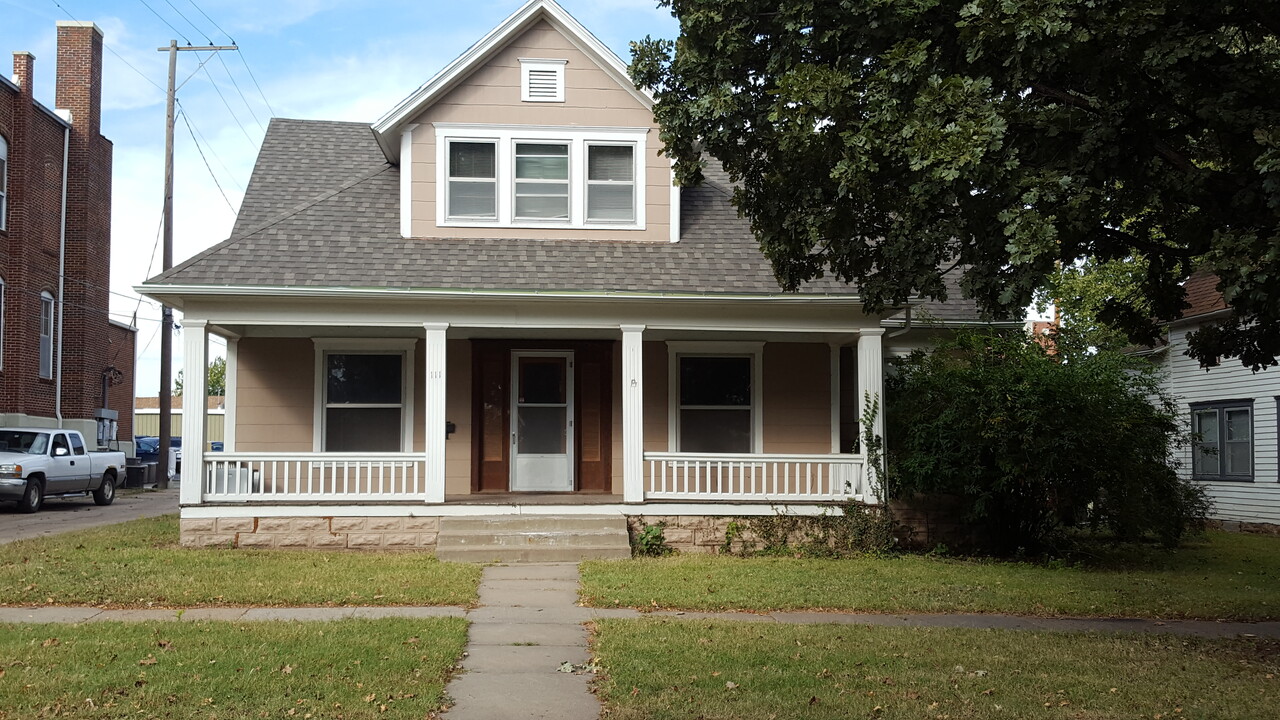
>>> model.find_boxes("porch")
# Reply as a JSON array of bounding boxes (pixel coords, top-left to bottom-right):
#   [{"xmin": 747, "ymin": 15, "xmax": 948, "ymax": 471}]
[{"xmin": 173, "ymin": 295, "xmax": 888, "ymax": 514}]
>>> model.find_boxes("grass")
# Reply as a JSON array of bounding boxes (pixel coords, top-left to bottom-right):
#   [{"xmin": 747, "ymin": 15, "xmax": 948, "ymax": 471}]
[
  {"xmin": 592, "ymin": 618, "xmax": 1279, "ymax": 720},
  {"xmin": 0, "ymin": 618, "xmax": 468, "ymax": 720},
  {"xmin": 581, "ymin": 531, "xmax": 1280, "ymax": 620},
  {"xmin": 0, "ymin": 516, "xmax": 481, "ymax": 608}
]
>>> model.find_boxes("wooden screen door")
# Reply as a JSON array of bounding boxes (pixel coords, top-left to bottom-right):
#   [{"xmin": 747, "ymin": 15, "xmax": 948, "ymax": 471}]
[{"xmin": 510, "ymin": 351, "xmax": 574, "ymax": 491}]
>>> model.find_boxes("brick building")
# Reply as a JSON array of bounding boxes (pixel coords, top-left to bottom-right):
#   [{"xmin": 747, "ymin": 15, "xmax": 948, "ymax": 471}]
[{"xmin": 0, "ymin": 21, "xmax": 135, "ymax": 448}]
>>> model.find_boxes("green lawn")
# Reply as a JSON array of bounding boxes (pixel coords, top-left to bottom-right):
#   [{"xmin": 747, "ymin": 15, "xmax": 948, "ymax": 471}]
[
  {"xmin": 592, "ymin": 619, "xmax": 1279, "ymax": 720},
  {"xmin": 581, "ymin": 531, "xmax": 1280, "ymax": 620},
  {"xmin": 0, "ymin": 516, "xmax": 481, "ymax": 608},
  {"xmin": 0, "ymin": 618, "xmax": 467, "ymax": 720}
]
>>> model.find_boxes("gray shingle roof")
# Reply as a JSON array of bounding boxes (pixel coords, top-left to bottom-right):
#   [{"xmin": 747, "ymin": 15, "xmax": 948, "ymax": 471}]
[{"xmin": 150, "ymin": 118, "xmax": 986, "ymax": 318}]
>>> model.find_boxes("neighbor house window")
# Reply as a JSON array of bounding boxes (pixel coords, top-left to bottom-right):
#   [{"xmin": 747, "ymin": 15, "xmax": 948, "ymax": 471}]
[
  {"xmin": 668, "ymin": 343, "xmax": 763, "ymax": 454},
  {"xmin": 436, "ymin": 125, "xmax": 646, "ymax": 228},
  {"xmin": 586, "ymin": 144, "xmax": 635, "ymax": 222},
  {"xmin": 446, "ymin": 140, "xmax": 497, "ymax": 219},
  {"xmin": 0, "ymin": 277, "xmax": 6, "ymax": 371},
  {"xmin": 39, "ymin": 291, "xmax": 54, "ymax": 379},
  {"xmin": 0, "ymin": 135, "xmax": 8, "ymax": 231},
  {"xmin": 314, "ymin": 340, "xmax": 415, "ymax": 452},
  {"xmin": 514, "ymin": 142, "xmax": 569, "ymax": 220},
  {"xmin": 1192, "ymin": 400, "xmax": 1253, "ymax": 481}
]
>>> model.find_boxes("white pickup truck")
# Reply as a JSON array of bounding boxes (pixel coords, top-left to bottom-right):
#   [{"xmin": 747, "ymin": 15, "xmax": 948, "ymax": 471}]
[{"xmin": 0, "ymin": 428, "xmax": 127, "ymax": 513}]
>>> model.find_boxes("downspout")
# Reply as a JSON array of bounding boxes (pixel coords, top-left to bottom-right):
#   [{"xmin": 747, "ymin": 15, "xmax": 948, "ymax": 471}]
[
  {"xmin": 55, "ymin": 122, "xmax": 70, "ymax": 427},
  {"xmin": 887, "ymin": 306, "xmax": 912, "ymax": 338}
]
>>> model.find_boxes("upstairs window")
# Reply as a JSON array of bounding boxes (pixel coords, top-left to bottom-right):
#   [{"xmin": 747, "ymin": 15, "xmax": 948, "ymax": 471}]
[
  {"xmin": 520, "ymin": 58, "xmax": 566, "ymax": 102},
  {"xmin": 436, "ymin": 125, "xmax": 646, "ymax": 229},
  {"xmin": 39, "ymin": 291, "xmax": 54, "ymax": 379},
  {"xmin": 514, "ymin": 142, "xmax": 569, "ymax": 220},
  {"xmin": 446, "ymin": 141, "xmax": 497, "ymax": 219},
  {"xmin": 0, "ymin": 135, "xmax": 8, "ymax": 231}
]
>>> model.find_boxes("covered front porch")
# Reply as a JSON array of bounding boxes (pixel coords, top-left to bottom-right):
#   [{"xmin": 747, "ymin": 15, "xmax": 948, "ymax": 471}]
[{"xmin": 173, "ymin": 294, "xmax": 887, "ymax": 515}]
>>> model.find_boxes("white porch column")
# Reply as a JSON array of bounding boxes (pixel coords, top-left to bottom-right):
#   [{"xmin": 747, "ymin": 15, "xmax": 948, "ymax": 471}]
[
  {"xmin": 621, "ymin": 324, "xmax": 645, "ymax": 503},
  {"xmin": 423, "ymin": 322, "xmax": 449, "ymax": 504},
  {"xmin": 179, "ymin": 320, "xmax": 208, "ymax": 505},
  {"xmin": 856, "ymin": 328, "xmax": 885, "ymax": 504},
  {"xmin": 223, "ymin": 337, "xmax": 238, "ymax": 452}
]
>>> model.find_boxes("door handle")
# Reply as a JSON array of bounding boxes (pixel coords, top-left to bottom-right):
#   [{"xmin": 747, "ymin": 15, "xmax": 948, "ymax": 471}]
[{"xmin": 70, "ymin": 460, "xmax": 76, "ymax": 466}]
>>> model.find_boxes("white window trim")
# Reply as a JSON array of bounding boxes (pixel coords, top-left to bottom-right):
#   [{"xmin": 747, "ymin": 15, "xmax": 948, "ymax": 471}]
[
  {"xmin": 0, "ymin": 277, "xmax": 6, "ymax": 371},
  {"xmin": 666, "ymin": 341, "xmax": 764, "ymax": 453},
  {"xmin": 520, "ymin": 58, "xmax": 567, "ymax": 103},
  {"xmin": 39, "ymin": 291, "xmax": 54, "ymax": 380},
  {"xmin": 434, "ymin": 123, "xmax": 647, "ymax": 231},
  {"xmin": 312, "ymin": 338, "xmax": 417, "ymax": 452},
  {"xmin": 0, "ymin": 135, "xmax": 8, "ymax": 232},
  {"xmin": 444, "ymin": 138, "xmax": 500, "ymax": 221},
  {"xmin": 1191, "ymin": 400, "xmax": 1254, "ymax": 481}
]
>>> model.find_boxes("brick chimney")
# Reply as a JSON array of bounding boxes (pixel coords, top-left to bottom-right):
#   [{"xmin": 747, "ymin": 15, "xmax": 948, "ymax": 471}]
[
  {"xmin": 12, "ymin": 51, "xmax": 35, "ymax": 97},
  {"xmin": 54, "ymin": 21, "xmax": 103, "ymax": 136}
]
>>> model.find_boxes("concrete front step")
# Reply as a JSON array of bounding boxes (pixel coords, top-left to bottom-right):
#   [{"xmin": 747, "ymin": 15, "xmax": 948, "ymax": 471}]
[{"xmin": 436, "ymin": 515, "xmax": 631, "ymax": 563}]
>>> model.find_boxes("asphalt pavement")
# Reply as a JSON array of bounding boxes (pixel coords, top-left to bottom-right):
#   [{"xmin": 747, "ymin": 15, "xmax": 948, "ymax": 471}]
[{"xmin": 0, "ymin": 486, "xmax": 179, "ymax": 544}]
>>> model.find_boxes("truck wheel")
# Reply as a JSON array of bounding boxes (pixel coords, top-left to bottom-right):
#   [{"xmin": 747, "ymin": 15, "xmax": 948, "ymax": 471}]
[
  {"xmin": 93, "ymin": 473, "xmax": 116, "ymax": 506},
  {"xmin": 20, "ymin": 478, "xmax": 44, "ymax": 513}
]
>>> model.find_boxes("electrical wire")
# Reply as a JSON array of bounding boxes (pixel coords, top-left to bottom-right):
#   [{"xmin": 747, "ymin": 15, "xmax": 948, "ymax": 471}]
[
  {"xmin": 176, "ymin": 108, "xmax": 238, "ymax": 214},
  {"xmin": 183, "ymin": 0, "xmax": 234, "ymax": 43},
  {"xmin": 195, "ymin": 54, "xmax": 258, "ymax": 146},
  {"xmin": 137, "ymin": 0, "xmax": 191, "ymax": 45},
  {"xmin": 162, "ymin": 0, "xmax": 211, "ymax": 44},
  {"xmin": 215, "ymin": 52, "xmax": 265, "ymax": 131},
  {"xmin": 174, "ymin": 104, "xmax": 244, "ymax": 191}
]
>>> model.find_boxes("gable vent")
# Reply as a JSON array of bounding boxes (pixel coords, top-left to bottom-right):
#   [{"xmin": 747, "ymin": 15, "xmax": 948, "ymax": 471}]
[{"xmin": 520, "ymin": 58, "xmax": 566, "ymax": 103}]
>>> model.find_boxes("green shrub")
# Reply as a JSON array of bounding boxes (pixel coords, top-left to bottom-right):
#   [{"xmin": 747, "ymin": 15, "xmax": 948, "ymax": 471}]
[
  {"xmin": 886, "ymin": 329, "xmax": 1207, "ymax": 555},
  {"xmin": 632, "ymin": 521, "xmax": 675, "ymax": 557}
]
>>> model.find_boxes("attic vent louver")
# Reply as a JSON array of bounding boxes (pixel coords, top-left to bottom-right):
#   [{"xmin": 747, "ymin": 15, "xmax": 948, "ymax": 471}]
[{"xmin": 520, "ymin": 58, "xmax": 566, "ymax": 103}]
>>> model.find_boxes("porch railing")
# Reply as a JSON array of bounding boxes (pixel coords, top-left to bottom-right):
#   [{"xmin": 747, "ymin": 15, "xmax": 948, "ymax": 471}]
[
  {"xmin": 202, "ymin": 453, "xmax": 428, "ymax": 502},
  {"xmin": 643, "ymin": 452, "xmax": 865, "ymax": 501}
]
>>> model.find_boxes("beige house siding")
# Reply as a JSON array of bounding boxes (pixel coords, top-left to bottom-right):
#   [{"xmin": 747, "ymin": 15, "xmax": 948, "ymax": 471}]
[
  {"xmin": 235, "ymin": 338, "xmax": 315, "ymax": 452},
  {"xmin": 762, "ymin": 343, "xmax": 832, "ymax": 454},
  {"xmin": 445, "ymin": 339, "xmax": 473, "ymax": 495},
  {"xmin": 407, "ymin": 20, "xmax": 669, "ymax": 242}
]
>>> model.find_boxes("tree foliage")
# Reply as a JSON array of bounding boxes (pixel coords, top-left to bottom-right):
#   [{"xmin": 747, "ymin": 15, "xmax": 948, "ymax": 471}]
[
  {"xmin": 886, "ymin": 330, "xmax": 1208, "ymax": 555},
  {"xmin": 1035, "ymin": 256, "xmax": 1151, "ymax": 352},
  {"xmin": 174, "ymin": 357, "xmax": 227, "ymax": 397},
  {"xmin": 631, "ymin": 0, "xmax": 1280, "ymax": 368}
]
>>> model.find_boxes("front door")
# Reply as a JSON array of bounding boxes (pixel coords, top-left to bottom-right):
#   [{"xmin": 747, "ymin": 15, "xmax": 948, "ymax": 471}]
[{"xmin": 510, "ymin": 351, "xmax": 574, "ymax": 491}]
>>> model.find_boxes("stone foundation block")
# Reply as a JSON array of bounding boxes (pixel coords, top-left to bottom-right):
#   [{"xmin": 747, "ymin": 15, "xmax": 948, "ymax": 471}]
[
  {"xmin": 181, "ymin": 518, "xmax": 215, "ymax": 533},
  {"xmin": 347, "ymin": 534, "xmax": 385, "ymax": 548},
  {"xmin": 200, "ymin": 533, "xmax": 236, "ymax": 548},
  {"xmin": 663, "ymin": 528, "xmax": 694, "ymax": 545},
  {"xmin": 236, "ymin": 533, "xmax": 276, "ymax": 549},
  {"xmin": 275, "ymin": 534, "xmax": 313, "ymax": 548},
  {"xmin": 330, "ymin": 517, "xmax": 367, "ymax": 532},
  {"xmin": 384, "ymin": 533, "xmax": 421, "ymax": 547},
  {"xmin": 309, "ymin": 534, "xmax": 348, "ymax": 549},
  {"xmin": 216, "ymin": 517, "xmax": 255, "ymax": 533},
  {"xmin": 419, "ymin": 531, "xmax": 438, "ymax": 546},
  {"xmin": 291, "ymin": 518, "xmax": 330, "ymax": 533},
  {"xmin": 255, "ymin": 518, "xmax": 294, "ymax": 533},
  {"xmin": 366, "ymin": 517, "xmax": 404, "ymax": 531},
  {"xmin": 403, "ymin": 517, "xmax": 439, "ymax": 531}
]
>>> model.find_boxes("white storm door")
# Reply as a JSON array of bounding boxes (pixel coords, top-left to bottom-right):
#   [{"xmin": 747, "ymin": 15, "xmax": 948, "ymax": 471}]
[{"xmin": 510, "ymin": 351, "xmax": 574, "ymax": 491}]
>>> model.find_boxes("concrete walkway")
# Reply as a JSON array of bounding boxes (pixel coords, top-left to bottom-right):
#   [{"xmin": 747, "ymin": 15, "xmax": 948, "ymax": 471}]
[
  {"xmin": 1, "ymin": 599, "xmax": 1278, "ymax": 640},
  {"xmin": 444, "ymin": 563, "xmax": 600, "ymax": 720}
]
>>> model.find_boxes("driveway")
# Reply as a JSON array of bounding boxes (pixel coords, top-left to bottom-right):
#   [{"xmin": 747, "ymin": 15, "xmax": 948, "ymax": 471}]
[{"xmin": 0, "ymin": 487, "xmax": 179, "ymax": 544}]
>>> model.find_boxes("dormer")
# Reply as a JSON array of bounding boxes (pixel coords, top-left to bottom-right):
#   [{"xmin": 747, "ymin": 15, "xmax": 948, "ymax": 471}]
[{"xmin": 372, "ymin": 0, "xmax": 678, "ymax": 243}]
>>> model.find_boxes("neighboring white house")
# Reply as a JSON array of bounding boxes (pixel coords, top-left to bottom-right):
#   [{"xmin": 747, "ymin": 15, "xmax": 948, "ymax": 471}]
[{"xmin": 1154, "ymin": 271, "xmax": 1280, "ymax": 527}]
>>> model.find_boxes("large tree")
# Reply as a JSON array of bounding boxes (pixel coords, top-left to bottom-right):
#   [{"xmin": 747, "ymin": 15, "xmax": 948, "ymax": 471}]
[{"xmin": 631, "ymin": 0, "xmax": 1280, "ymax": 368}]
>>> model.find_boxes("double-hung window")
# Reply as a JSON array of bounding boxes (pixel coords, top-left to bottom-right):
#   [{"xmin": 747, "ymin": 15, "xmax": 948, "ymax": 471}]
[
  {"xmin": 446, "ymin": 141, "xmax": 497, "ymax": 219},
  {"xmin": 0, "ymin": 135, "xmax": 8, "ymax": 231},
  {"xmin": 1191, "ymin": 400, "xmax": 1253, "ymax": 481},
  {"xmin": 437, "ymin": 125, "xmax": 645, "ymax": 229},
  {"xmin": 669, "ymin": 343, "xmax": 763, "ymax": 454},
  {"xmin": 314, "ymin": 340, "xmax": 415, "ymax": 452},
  {"xmin": 39, "ymin": 291, "xmax": 54, "ymax": 379}
]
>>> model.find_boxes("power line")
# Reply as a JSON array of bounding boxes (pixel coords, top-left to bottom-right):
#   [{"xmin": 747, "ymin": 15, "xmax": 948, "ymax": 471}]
[
  {"xmin": 215, "ymin": 52, "xmax": 264, "ymax": 131},
  {"xmin": 162, "ymin": 0, "xmax": 211, "ymax": 44},
  {"xmin": 177, "ymin": 107, "xmax": 238, "ymax": 213},
  {"xmin": 183, "ymin": 0, "xmax": 234, "ymax": 44},
  {"xmin": 180, "ymin": 0, "xmax": 277, "ymax": 118},
  {"xmin": 137, "ymin": 0, "xmax": 191, "ymax": 45},
  {"xmin": 236, "ymin": 50, "xmax": 277, "ymax": 118},
  {"xmin": 174, "ymin": 102, "xmax": 244, "ymax": 191},
  {"xmin": 196, "ymin": 54, "xmax": 257, "ymax": 146}
]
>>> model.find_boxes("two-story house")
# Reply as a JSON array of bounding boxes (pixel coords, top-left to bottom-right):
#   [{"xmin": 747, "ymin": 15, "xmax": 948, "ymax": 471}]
[
  {"xmin": 140, "ymin": 0, "xmax": 997, "ymax": 556},
  {"xmin": 1, "ymin": 22, "xmax": 136, "ymax": 454}
]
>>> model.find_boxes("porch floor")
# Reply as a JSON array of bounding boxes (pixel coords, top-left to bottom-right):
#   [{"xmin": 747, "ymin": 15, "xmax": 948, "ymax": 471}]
[{"xmin": 444, "ymin": 493, "xmax": 625, "ymax": 505}]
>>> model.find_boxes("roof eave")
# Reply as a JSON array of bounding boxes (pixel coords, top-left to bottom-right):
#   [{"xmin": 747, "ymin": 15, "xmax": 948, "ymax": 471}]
[{"xmin": 371, "ymin": 0, "xmax": 654, "ymax": 162}]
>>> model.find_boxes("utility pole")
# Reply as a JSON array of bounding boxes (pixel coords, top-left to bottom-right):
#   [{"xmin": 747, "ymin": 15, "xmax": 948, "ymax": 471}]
[{"xmin": 156, "ymin": 40, "xmax": 236, "ymax": 489}]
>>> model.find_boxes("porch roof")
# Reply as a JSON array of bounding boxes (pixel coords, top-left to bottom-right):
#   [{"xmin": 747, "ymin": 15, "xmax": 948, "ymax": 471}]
[{"xmin": 145, "ymin": 119, "xmax": 985, "ymax": 321}]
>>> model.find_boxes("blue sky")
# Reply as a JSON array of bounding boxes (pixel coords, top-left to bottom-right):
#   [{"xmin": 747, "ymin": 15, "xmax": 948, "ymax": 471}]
[{"xmin": 1, "ymin": 0, "xmax": 678, "ymax": 394}]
